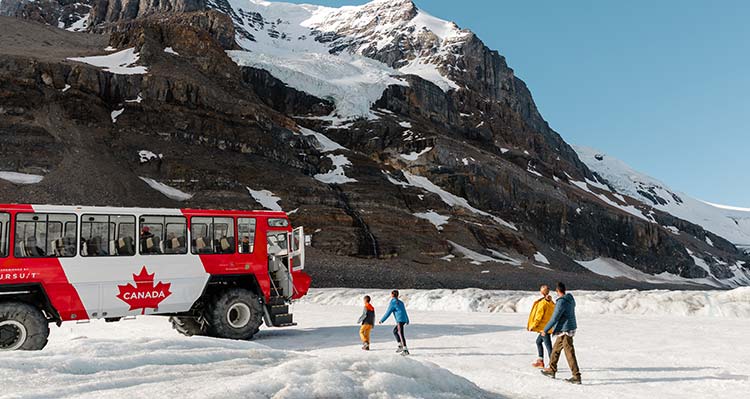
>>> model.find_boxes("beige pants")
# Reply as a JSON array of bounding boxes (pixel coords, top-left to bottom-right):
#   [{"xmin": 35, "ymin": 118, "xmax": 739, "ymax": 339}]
[{"xmin": 549, "ymin": 334, "xmax": 581, "ymax": 379}]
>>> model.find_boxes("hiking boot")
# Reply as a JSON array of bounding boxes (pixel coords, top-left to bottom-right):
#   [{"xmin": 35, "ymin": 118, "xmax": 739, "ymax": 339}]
[
  {"xmin": 362, "ymin": 343, "xmax": 370, "ymax": 351},
  {"xmin": 531, "ymin": 359, "xmax": 544, "ymax": 368},
  {"xmin": 565, "ymin": 377, "xmax": 582, "ymax": 385},
  {"xmin": 540, "ymin": 368, "xmax": 555, "ymax": 379},
  {"xmin": 396, "ymin": 345, "xmax": 404, "ymax": 353},
  {"xmin": 401, "ymin": 348, "xmax": 410, "ymax": 356}
]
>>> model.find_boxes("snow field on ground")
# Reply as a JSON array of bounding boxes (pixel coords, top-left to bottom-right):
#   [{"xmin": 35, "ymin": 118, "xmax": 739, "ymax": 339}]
[
  {"xmin": 302, "ymin": 287, "xmax": 750, "ymax": 318},
  {"xmin": 2, "ymin": 288, "xmax": 748, "ymax": 398},
  {"xmin": 1, "ymin": 319, "xmax": 495, "ymax": 399}
]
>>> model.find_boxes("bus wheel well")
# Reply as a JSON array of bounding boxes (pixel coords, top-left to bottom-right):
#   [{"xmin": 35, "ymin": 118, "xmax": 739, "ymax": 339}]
[
  {"xmin": 0, "ymin": 284, "xmax": 61, "ymax": 325},
  {"xmin": 203, "ymin": 275, "xmax": 263, "ymax": 301}
]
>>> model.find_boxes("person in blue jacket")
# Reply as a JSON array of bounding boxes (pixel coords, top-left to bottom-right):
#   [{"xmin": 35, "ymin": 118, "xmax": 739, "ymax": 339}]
[
  {"xmin": 379, "ymin": 290, "xmax": 411, "ymax": 355},
  {"xmin": 540, "ymin": 282, "xmax": 581, "ymax": 384}
]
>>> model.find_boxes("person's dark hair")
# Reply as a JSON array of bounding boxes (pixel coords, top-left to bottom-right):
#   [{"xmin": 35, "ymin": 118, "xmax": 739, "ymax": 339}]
[
  {"xmin": 556, "ymin": 282, "xmax": 566, "ymax": 294},
  {"xmin": 364, "ymin": 295, "xmax": 371, "ymax": 302},
  {"xmin": 391, "ymin": 290, "xmax": 399, "ymax": 298}
]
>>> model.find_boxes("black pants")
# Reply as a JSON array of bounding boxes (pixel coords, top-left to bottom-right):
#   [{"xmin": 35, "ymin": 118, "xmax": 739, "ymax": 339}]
[{"xmin": 393, "ymin": 323, "xmax": 407, "ymax": 347}]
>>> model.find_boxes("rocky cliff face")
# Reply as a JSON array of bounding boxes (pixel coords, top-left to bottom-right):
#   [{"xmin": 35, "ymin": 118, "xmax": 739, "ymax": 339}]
[
  {"xmin": 0, "ymin": 0, "xmax": 93, "ymax": 30},
  {"xmin": 0, "ymin": 0, "xmax": 748, "ymax": 289},
  {"xmin": 89, "ymin": 0, "xmax": 206, "ymax": 26}
]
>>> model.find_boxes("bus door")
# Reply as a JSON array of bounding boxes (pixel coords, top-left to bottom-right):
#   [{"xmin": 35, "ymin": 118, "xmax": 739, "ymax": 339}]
[{"xmin": 289, "ymin": 227, "xmax": 304, "ymax": 272}]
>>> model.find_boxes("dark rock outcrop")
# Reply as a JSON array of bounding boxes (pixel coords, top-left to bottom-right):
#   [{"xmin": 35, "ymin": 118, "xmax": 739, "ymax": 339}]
[{"xmin": 89, "ymin": 0, "xmax": 207, "ymax": 26}]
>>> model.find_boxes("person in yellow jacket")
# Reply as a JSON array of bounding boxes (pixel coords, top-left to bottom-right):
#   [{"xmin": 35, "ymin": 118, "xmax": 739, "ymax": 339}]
[{"xmin": 527, "ymin": 284, "xmax": 555, "ymax": 368}]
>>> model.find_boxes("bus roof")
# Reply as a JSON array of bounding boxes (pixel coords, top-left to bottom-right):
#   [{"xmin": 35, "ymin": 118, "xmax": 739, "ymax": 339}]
[{"xmin": 0, "ymin": 204, "xmax": 288, "ymax": 217}]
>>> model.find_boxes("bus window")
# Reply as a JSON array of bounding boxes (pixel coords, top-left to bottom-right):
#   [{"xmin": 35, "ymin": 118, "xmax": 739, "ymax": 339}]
[
  {"xmin": 81, "ymin": 214, "xmax": 135, "ymax": 256},
  {"xmin": 15, "ymin": 213, "xmax": 77, "ymax": 258},
  {"xmin": 267, "ymin": 231, "xmax": 288, "ymax": 256},
  {"xmin": 191, "ymin": 217, "xmax": 235, "ymax": 254},
  {"xmin": 140, "ymin": 216, "xmax": 187, "ymax": 255},
  {"xmin": 0, "ymin": 213, "xmax": 8, "ymax": 258},
  {"xmin": 237, "ymin": 218, "xmax": 256, "ymax": 254}
]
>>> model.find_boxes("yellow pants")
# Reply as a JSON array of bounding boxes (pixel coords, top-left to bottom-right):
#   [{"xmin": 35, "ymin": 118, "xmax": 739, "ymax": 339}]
[{"xmin": 359, "ymin": 324, "xmax": 373, "ymax": 343}]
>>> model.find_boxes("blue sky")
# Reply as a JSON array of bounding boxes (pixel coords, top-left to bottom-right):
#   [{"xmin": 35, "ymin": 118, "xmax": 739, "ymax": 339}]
[{"xmin": 284, "ymin": 0, "xmax": 750, "ymax": 206}]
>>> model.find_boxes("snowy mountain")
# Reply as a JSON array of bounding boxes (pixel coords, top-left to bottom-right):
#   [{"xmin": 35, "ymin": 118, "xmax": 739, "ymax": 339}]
[
  {"xmin": 213, "ymin": 0, "xmax": 467, "ymax": 118},
  {"xmin": 1, "ymin": 0, "xmax": 749, "ymax": 289},
  {"xmin": 575, "ymin": 146, "xmax": 750, "ymax": 249}
]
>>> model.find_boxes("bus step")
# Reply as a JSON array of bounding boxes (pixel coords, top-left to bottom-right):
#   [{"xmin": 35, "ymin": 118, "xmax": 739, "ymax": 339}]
[
  {"xmin": 269, "ymin": 304, "xmax": 289, "ymax": 316},
  {"xmin": 271, "ymin": 313, "xmax": 293, "ymax": 326},
  {"xmin": 267, "ymin": 296, "xmax": 287, "ymax": 306}
]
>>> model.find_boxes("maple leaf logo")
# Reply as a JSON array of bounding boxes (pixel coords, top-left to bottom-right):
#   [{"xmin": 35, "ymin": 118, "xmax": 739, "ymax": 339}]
[{"xmin": 116, "ymin": 266, "xmax": 172, "ymax": 315}]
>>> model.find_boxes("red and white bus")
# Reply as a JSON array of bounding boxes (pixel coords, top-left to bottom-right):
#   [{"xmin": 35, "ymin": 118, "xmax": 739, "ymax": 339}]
[{"xmin": 0, "ymin": 204, "xmax": 311, "ymax": 351}]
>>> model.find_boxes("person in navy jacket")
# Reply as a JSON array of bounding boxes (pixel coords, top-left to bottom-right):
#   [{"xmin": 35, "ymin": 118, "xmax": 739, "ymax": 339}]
[
  {"xmin": 379, "ymin": 290, "xmax": 411, "ymax": 355},
  {"xmin": 540, "ymin": 282, "xmax": 582, "ymax": 384}
]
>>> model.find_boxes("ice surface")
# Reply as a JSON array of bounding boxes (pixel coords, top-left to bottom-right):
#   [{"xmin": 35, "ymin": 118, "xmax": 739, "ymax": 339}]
[
  {"xmin": 0, "ymin": 171, "xmax": 44, "ymax": 184},
  {"xmin": 247, "ymin": 187, "xmax": 283, "ymax": 211},
  {"xmin": 139, "ymin": 177, "xmax": 193, "ymax": 201},
  {"xmin": 0, "ymin": 328, "xmax": 494, "ymax": 399},
  {"xmin": 68, "ymin": 48, "xmax": 148, "ymax": 75},
  {"xmin": 228, "ymin": 50, "xmax": 405, "ymax": 119},
  {"xmin": 304, "ymin": 287, "xmax": 750, "ymax": 318},
  {"xmin": 222, "ymin": 0, "xmax": 471, "ymax": 118},
  {"xmin": 2, "ymin": 287, "xmax": 750, "ymax": 398}
]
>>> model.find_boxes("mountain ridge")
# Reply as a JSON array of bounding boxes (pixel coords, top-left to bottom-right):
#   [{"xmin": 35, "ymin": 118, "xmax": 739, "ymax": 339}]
[{"xmin": 0, "ymin": 0, "xmax": 748, "ymax": 289}]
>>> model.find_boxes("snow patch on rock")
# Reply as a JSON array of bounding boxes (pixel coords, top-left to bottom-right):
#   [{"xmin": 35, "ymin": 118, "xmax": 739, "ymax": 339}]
[
  {"xmin": 402, "ymin": 171, "xmax": 516, "ymax": 230},
  {"xmin": 400, "ymin": 146, "xmax": 432, "ymax": 161},
  {"xmin": 247, "ymin": 188, "xmax": 283, "ymax": 211},
  {"xmin": 138, "ymin": 150, "xmax": 162, "ymax": 163},
  {"xmin": 414, "ymin": 210, "xmax": 449, "ymax": 231},
  {"xmin": 299, "ymin": 127, "xmax": 345, "ymax": 153},
  {"xmin": 68, "ymin": 48, "xmax": 148, "ymax": 75},
  {"xmin": 139, "ymin": 177, "xmax": 192, "ymax": 201},
  {"xmin": 0, "ymin": 171, "xmax": 44, "ymax": 185},
  {"xmin": 314, "ymin": 154, "xmax": 357, "ymax": 184},
  {"xmin": 111, "ymin": 108, "xmax": 124, "ymax": 123},
  {"xmin": 533, "ymin": 252, "xmax": 550, "ymax": 265}
]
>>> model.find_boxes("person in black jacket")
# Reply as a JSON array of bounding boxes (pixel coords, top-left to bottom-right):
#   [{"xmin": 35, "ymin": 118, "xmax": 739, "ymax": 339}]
[{"xmin": 357, "ymin": 295, "xmax": 375, "ymax": 350}]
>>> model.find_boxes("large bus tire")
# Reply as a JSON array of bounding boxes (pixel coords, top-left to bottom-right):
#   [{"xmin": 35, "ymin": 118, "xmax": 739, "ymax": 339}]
[
  {"xmin": 206, "ymin": 288, "xmax": 263, "ymax": 340},
  {"xmin": 169, "ymin": 316, "xmax": 207, "ymax": 337},
  {"xmin": 0, "ymin": 302, "xmax": 50, "ymax": 351}
]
